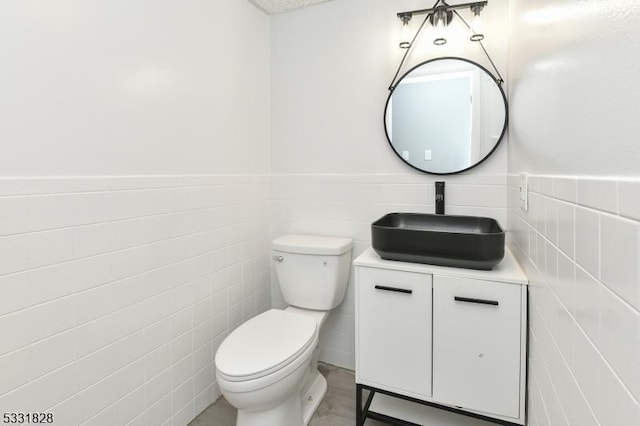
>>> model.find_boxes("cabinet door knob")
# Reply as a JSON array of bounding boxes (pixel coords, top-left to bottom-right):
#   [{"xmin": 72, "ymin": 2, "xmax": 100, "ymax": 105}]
[
  {"xmin": 454, "ymin": 296, "xmax": 499, "ymax": 306},
  {"xmin": 375, "ymin": 285, "xmax": 413, "ymax": 295}
]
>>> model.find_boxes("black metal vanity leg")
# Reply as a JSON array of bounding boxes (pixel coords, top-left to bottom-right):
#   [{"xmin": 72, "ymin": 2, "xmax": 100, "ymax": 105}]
[{"xmin": 356, "ymin": 384, "xmax": 363, "ymax": 426}]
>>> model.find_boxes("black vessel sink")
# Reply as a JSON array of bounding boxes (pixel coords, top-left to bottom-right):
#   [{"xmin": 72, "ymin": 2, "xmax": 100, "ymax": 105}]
[{"xmin": 371, "ymin": 213, "xmax": 505, "ymax": 270}]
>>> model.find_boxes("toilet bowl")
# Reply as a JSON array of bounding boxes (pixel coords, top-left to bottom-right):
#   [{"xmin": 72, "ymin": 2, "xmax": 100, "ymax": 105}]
[
  {"xmin": 214, "ymin": 234, "xmax": 353, "ymax": 426},
  {"xmin": 215, "ymin": 309, "xmax": 322, "ymax": 426}
]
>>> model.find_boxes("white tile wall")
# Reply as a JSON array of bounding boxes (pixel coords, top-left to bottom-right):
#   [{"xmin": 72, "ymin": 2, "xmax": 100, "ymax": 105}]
[
  {"xmin": 0, "ymin": 175, "xmax": 270, "ymax": 426},
  {"xmin": 271, "ymin": 173, "xmax": 508, "ymax": 369},
  {"xmin": 508, "ymin": 174, "xmax": 640, "ymax": 425},
  {"xmin": 13, "ymin": 171, "xmax": 638, "ymax": 426}
]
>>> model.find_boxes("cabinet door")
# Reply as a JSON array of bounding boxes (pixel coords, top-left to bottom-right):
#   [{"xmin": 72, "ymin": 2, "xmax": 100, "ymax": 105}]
[
  {"xmin": 432, "ymin": 276, "xmax": 522, "ymax": 419},
  {"xmin": 356, "ymin": 267, "xmax": 432, "ymax": 399}
]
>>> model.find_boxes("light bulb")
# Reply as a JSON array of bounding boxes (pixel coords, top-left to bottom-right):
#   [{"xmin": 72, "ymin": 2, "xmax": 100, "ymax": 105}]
[
  {"xmin": 400, "ymin": 22, "xmax": 411, "ymax": 47},
  {"xmin": 399, "ymin": 15, "xmax": 412, "ymax": 49},
  {"xmin": 470, "ymin": 6, "xmax": 484, "ymax": 41},
  {"xmin": 432, "ymin": 8, "xmax": 449, "ymax": 46}
]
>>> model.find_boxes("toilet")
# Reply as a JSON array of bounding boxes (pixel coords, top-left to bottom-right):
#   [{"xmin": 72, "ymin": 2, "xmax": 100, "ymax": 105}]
[{"xmin": 214, "ymin": 234, "xmax": 353, "ymax": 426}]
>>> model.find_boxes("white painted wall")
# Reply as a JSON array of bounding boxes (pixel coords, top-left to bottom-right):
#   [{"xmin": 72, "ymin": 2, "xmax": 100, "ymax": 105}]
[
  {"xmin": 271, "ymin": 0, "xmax": 509, "ymax": 175},
  {"xmin": 0, "ymin": 1, "xmax": 271, "ymax": 425},
  {"xmin": 270, "ymin": 0, "xmax": 511, "ymax": 369},
  {"xmin": 0, "ymin": 0, "xmax": 270, "ymax": 176},
  {"xmin": 508, "ymin": 0, "xmax": 640, "ymax": 177},
  {"xmin": 508, "ymin": 1, "xmax": 640, "ymax": 424}
]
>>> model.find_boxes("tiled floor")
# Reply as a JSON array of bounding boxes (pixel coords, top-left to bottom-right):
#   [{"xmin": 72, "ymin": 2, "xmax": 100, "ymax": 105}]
[{"xmin": 189, "ymin": 363, "xmax": 387, "ymax": 426}]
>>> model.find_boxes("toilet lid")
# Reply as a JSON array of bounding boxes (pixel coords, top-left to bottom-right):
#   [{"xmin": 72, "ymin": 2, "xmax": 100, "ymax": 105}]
[{"xmin": 215, "ymin": 309, "xmax": 317, "ymax": 381}]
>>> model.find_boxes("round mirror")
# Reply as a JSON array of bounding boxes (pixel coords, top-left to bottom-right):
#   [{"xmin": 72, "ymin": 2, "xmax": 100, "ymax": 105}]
[{"xmin": 384, "ymin": 57, "xmax": 507, "ymax": 175}]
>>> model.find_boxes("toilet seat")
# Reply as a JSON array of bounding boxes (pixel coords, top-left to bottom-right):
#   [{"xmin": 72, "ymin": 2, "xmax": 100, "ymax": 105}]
[{"xmin": 215, "ymin": 309, "xmax": 317, "ymax": 382}]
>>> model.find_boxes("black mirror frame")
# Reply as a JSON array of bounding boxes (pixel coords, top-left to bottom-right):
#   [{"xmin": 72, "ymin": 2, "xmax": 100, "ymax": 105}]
[{"xmin": 383, "ymin": 56, "xmax": 508, "ymax": 176}]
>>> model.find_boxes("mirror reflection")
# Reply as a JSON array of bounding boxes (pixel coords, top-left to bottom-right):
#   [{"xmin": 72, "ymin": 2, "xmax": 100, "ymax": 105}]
[{"xmin": 384, "ymin": 58, "xmax": 507, "ymax": 175}]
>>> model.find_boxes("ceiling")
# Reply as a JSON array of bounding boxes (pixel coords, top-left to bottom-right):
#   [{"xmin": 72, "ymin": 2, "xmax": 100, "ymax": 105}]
[{"xmin": 248, "ymin": 0, "xmax": 332, "ymax": 15}]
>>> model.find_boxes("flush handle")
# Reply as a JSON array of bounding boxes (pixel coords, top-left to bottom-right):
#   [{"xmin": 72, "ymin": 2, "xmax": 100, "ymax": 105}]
[{"xmin": 272, "ymin": 255, "xmax": 284, "ymax": 263}]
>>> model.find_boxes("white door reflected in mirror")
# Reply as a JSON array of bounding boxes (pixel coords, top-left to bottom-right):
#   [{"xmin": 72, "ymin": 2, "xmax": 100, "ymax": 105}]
[{"xmin": 384, "ymin": 58, "xmax": 507, "ymax": 175}]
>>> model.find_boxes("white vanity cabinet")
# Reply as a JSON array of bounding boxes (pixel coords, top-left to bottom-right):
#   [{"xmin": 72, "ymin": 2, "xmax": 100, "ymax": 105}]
[
  {"xmin": 355, "ymin": 248, "xmax": 528, "ymax": 426},
  {"xmin": 432, "ymin": 275, "xmax": 523, "ymax": 419},
  {"xmin": 357, "ymin": 267, "xmax": 432, "ymax": 399}
]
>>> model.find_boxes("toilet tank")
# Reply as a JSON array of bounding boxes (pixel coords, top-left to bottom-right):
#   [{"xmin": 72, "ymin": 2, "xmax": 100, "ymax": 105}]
[{"xmin": 272, "ymin": 235, "xmax": 353, "ymax": 310}]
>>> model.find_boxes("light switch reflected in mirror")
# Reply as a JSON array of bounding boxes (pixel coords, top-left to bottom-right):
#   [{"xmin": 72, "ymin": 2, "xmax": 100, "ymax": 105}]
[{"xmin": 384, "ymin": 57, "xmax": 507, "ymax": 175}]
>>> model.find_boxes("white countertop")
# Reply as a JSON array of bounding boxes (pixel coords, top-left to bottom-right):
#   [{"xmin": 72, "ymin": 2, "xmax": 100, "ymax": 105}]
[{"xmin": 354, "ymin": 247, "xmax": 528, "ymax": 285}]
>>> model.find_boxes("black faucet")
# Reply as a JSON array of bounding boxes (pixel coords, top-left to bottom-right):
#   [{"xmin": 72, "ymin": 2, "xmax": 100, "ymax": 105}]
[{"xmin": 435, "ymin": 181, "xmax": 445, "ymax": 214}]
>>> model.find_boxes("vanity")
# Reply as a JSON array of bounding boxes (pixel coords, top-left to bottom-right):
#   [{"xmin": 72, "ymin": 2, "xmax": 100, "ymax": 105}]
[
  {"xmin": 363, "ymin": 3, "xmax": 520, "ymax": 421},
  {"xmin": 354, "ymin": 247, "xmax": 528, "ymax": 426}
]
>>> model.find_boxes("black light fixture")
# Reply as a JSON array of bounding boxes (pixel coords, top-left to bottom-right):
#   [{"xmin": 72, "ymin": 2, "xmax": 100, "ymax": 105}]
[
  {"xmin": 389, "ymin": 0, "xmax": 502, "ymax": 91},
  {"xmin": 396, "ymin": 0, "xmax": 487, "ymax": 47}
]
